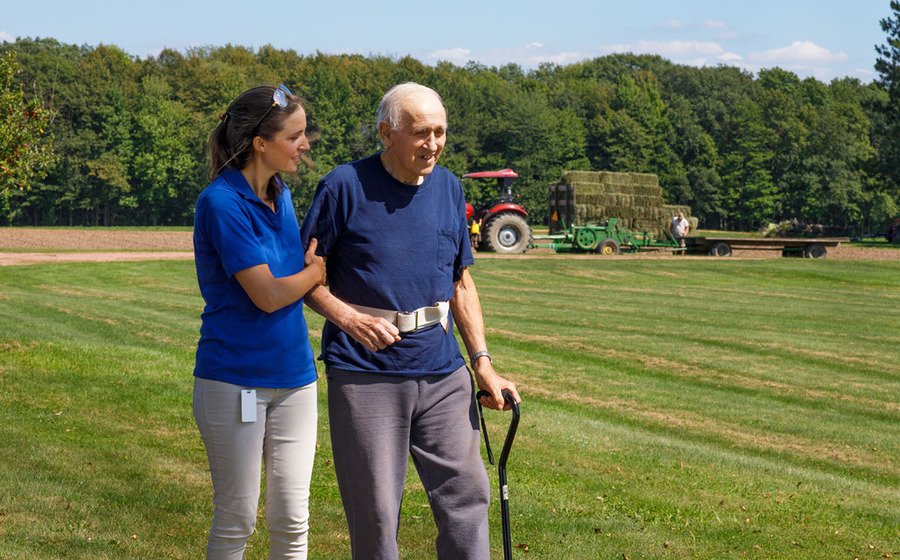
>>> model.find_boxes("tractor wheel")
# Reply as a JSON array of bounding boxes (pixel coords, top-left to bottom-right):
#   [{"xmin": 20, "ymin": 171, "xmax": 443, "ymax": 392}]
[
  {"xmin": 597, "ymin": 239, "xmax": 620, "ymax": 255},
  {"xmin": 802, "ymin": 243, "xmax": 827, "ymax": 259},
  {"xmin": 482, "ymin": 212, "xmax": 531, "ymax": 254},
  {"xmin": 708, "ymin": 241, "xmax": 732, "ymax": 257}
]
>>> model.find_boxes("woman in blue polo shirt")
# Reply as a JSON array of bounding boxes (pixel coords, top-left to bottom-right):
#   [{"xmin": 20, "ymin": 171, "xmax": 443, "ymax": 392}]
[{"xmin": 192, "ymin": 84, "xmax": 325, "ymax": 560}]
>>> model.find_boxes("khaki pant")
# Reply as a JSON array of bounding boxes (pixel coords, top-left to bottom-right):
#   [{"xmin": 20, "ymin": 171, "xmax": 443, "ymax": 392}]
[{"xmin": 193, "ymin": 377, "xmax": 318, "ymax": 560}]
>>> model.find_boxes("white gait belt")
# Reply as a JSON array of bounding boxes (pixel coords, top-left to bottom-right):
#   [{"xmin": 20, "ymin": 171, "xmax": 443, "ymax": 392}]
[{"xmin": 347, "ymin": 301, "xmax": 450, "ymax": 334}]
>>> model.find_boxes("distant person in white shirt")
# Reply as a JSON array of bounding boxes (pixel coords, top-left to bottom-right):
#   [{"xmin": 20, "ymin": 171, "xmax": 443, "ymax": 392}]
[{"xmin": 670, "ymin": 211, "xmax": 690, "ymax": 254}]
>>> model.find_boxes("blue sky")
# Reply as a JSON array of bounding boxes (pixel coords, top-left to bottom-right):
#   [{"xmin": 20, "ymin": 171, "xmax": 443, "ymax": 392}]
[{"xmin": 1, "ymin": 0, "xmax": 891, "ymax": 81}]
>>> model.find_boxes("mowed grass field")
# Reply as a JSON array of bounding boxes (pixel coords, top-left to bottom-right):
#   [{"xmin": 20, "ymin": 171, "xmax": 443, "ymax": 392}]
[{"xmin": 0, "ymin": 257, "xmax": 897, "ymax": 559}]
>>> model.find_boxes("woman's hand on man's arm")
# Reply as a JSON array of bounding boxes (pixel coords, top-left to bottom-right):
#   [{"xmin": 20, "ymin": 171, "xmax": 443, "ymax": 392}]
[{"xmin": 235, "ymin": 238, "xmax": 326, "ymax": 313}]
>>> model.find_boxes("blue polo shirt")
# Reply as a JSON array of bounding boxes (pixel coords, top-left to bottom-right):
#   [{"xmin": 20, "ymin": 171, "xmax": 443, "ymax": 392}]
[
  {"xmin": 300, "ymin": 153, "xmax": 474, "ymax": 377},
  {"xmin": 193, "ymin": 169, "xmax": 318, "ymax": 388}
]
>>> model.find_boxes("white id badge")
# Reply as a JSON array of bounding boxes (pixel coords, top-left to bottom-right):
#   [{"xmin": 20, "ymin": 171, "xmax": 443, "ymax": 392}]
[{"xmin": 240, "ymin": 389, "xmax": 257, "ymax": 423}]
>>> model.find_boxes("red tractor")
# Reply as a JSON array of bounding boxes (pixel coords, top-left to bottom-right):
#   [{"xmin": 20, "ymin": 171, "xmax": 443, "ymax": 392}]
[{"xmin": 463, "ymin": 169, "xmax": 532, "ymax": 253}]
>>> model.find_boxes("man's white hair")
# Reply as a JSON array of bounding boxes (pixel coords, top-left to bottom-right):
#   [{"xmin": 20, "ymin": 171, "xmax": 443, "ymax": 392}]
[{"xmin": 375, "ymin": 82, "xmax": 444, "ymax": 131}]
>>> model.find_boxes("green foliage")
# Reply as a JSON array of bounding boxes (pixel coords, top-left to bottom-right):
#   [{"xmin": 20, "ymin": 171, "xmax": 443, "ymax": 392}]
[
  {"xmin": 0, "ymin": 50, "xmax": 55, "ymax": 219},
  {"xmin": 1, "ymin": 38, "xmax": 895, "ymax": 231},
  {"xmin": 873, "ymin": 1, "xmax": 900, "ymax": 214}
]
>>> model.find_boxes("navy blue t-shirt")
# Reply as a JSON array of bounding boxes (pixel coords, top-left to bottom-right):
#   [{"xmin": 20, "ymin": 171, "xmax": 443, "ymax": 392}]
[
  {"xmin": 193, "ymin": 169, "xmax": 318, "ymax": 388},
  {"xmin": 300, "ymin": 153, "xmax": 474, "ymax": 376}
]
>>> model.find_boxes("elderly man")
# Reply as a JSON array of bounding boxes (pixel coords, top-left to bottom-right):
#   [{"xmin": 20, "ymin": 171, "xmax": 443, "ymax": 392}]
[{"xmin": 300, "ymin": 82, "xmax": 520, "ymax": 560}]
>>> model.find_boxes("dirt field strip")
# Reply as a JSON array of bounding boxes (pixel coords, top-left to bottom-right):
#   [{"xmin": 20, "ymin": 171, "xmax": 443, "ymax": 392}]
[
  {"xmin": 0, "ymin": 228, "xmax": 896, "ymax": 265},
  {"xmin": 0, "ymin": 252, "xmax": 194, "ymax": 266},
  {"xmin": 0, "ymin": 228, "xmax": 193, "ymax": 251}
]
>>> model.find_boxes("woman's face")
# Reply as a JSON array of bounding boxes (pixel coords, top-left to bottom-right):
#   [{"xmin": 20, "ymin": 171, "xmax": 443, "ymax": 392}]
[{"xmin": 258, "ymin": 106, "xmax": 310, "ymax": 174}]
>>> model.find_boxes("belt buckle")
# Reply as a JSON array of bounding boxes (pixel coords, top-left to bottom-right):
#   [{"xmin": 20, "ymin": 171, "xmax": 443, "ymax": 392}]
[{"xmin": 397, "ymin": 310, "xmax": 420, "ymax": 333}]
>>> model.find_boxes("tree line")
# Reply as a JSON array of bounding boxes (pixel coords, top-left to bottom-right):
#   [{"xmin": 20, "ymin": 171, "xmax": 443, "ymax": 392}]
[{"xmin": 1, "ymin": 9, "xmax": 898, "ymax": 231}]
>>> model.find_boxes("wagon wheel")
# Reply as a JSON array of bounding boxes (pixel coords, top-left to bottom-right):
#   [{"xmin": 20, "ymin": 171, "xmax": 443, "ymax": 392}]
[
  {"xmin": 708, "ymin": 241, "xmax": 732, "ymax": 257},
  {"xmin": 802, "ymin": 243, "xmax": 827, "ymax": 259},
  {"xmin": 574, "ymin": 228, "xmax": 598, "ymax": 251},
  {"xmin": 597, "ymin": 239, "xmax": 620, "ymax": 255}
]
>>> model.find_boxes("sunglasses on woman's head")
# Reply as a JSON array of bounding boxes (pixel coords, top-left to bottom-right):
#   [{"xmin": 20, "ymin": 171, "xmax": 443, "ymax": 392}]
[{"xmin": 251, "ymin": 83, "xmax": 293, "ymax": 136}]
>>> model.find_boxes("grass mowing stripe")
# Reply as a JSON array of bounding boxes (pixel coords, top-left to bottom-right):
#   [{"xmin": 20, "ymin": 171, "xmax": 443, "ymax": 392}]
[
  {"xmin": 0, "ymin": 257, "xmax": 898, "ymax": 559},
  {"xmin": 484, "ymin": 398, "xmax": 897, "ymax": 559}
]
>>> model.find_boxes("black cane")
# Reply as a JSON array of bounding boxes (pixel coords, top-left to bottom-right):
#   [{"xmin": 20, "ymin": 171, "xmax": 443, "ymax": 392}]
[{"xmin": 476, "ymin": 390, "xmax": 521, "ymax": 560}]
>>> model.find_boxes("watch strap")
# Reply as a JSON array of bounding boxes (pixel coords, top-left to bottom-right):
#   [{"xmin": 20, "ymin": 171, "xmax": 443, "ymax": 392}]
[{"xmin": 469, "ymin": 350, "xmax": 492, "ymax": 366}]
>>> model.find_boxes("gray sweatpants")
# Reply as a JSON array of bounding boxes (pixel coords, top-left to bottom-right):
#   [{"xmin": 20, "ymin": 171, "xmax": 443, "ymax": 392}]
[
  {"xmin": 327, "ymin": 365, "xmax": 490, "ymax": 560},
  {"xmin": 193, "ymin": 377, "xmax": 318, "ymax": 560}
]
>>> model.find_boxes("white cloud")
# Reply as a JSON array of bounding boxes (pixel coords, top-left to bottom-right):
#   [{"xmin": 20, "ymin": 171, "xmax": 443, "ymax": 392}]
[
  {"xmin": 602, "ymin": 40, "xmax": 741, "ymax": 66},
  {"xmin": 324, "ymin": 46, "xmax": 359, "ymax": 56},
  {"xmin": 0, "ymin": 31, "xmax": 14, "ymax": 43},
  {"xmin": 663, "ymin": 19, "xmax": 684, "ymax": 29},
  {"xmin": 425, "ymin": 44, "xmax": 587, "ymax": 68},
  {"xmin": 524, "ymin": 51, "xmax": 586, "ymax": 65},
  {"xmin": 744, "ymin": 41, "xmax": 849, "ymax": 80},
  {"xmin": 702, "ymin": 20, "xmax": 728, "ymax": 29},
  {"xmin": 429, "ymin": 47, "xmax": 472, "ymax": 63},
  {"xmin": 422, "ymin": 38, "xmax": 854, "ymax": 81},
  {"xmin": 749, "ymin": 41, "xmax": 847, "ymax": 64}
]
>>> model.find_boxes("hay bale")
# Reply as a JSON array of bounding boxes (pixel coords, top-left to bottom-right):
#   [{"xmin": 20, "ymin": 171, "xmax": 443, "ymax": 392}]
[
  {"xmin": 561, "ymin": 171, "xmax": 602, "ymax": 184},
  {"xmin": 553, "ymin": 170, "xmax": 692, "ymax": 235},
  {"xmin": 563, "ymin": 170, "xmax": 661, "ymax": 188}
]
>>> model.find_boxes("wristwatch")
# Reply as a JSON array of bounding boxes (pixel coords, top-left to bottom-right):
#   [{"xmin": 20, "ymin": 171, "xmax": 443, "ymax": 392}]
[{"xmin": 469, "ymin": 350, "xmax": 492, "ymax": 366}]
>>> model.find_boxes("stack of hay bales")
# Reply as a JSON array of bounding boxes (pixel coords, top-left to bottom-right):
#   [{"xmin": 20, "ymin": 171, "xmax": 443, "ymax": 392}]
[{"xmin": 549, "ymin": 171, "xmax": 693, "ymax": 236}]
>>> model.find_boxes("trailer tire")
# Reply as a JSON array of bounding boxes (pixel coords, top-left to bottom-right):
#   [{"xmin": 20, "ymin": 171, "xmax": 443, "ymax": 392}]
[
  {"xmin": 803, "ymin": 243, "xmax": 827, "ymax": 259},
  {"xmin": 709, "ymin": 241, "xmax": 732, "ymax": 257},
  {"xmin": 482, "ymin": 212, "xmax": 531, "ymax": 254},
  {"xmin": 597, "ymin": 239, "xmax": 620, "ymax": 255}
]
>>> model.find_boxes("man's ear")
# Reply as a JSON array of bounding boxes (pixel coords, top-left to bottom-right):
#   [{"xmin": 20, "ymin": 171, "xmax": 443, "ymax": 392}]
[{"xmin": 379, "ymin": 121, "xmax": 393, "ymax": 147}]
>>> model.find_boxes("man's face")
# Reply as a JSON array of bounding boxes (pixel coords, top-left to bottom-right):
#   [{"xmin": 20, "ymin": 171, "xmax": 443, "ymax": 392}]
[{"xmin": 381, "ymin": 95, "xmax": 447, "ymax": 184}]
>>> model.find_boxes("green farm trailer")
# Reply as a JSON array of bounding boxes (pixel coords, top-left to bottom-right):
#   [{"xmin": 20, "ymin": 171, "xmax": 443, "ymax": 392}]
[
  {"xmin": 531, "ymin": 218, "xmax": 849, "ymax": 257},
  {"xmin": 532, "ymin": 218, "xmax": 682, "ymax": 254}
]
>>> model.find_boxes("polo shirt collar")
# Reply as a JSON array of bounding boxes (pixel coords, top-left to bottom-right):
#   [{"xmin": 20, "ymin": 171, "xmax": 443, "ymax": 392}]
[
  {"xmin": 219, "ymin": 168, "xmax": 286, "ymax": 226},
  {"xmin": 220, "ymin": 168, "xmax": 260, "ymax": 202}
]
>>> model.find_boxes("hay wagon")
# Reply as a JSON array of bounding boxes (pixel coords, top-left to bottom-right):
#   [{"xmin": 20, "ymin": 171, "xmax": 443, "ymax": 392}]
[{"xmin": 541, "ymin": 171, "xmax": 848, "ymax": 257}]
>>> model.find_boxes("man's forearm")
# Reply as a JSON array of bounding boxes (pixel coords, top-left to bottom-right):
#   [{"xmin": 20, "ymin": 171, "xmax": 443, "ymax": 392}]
[
  {"xmin": 305, "ymin": 284, "xmax": 403, "ymax": 352},
  {"xmin": 450, "ymin": 268, "xmax": 487, "ymax": 358},
  {"xmin": 305, "ymin": 285, "xmax": 354, "ymax": 330}
]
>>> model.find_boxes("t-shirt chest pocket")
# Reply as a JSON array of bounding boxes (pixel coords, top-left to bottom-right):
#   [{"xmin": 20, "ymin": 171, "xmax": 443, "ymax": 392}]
[{"xmin": 436, "ymin": 228, "xmax": 458, "ymax": 272}]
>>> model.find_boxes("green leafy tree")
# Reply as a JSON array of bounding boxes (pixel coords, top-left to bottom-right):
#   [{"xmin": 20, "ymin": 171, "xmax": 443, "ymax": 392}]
[
  {"xmin": 873, "ymin": 1, "xmax": 900, "ymax": 221},
  {"xmin": 720, "ymin": 99, "xmax": 778, "ymax": 228},
  {"xmin": 131, "ymin": 74, "xmax": 203, "ymax": 225},
  {"xmin": 2, "ymin": 40, "xmax": 891, "ymax": 231},
  {"xmin": 0, "ymin": 50, "xmax": 54, "ymax": 222}
]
